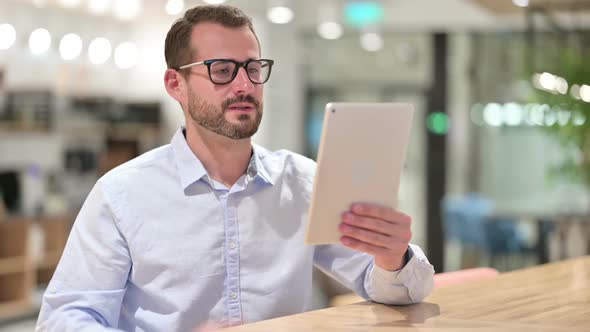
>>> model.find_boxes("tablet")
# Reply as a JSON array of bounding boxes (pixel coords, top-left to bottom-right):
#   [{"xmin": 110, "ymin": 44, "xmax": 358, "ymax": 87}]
[{"xmin": 304, "ymin": 102, "xmax": 414, "ymax": 245}]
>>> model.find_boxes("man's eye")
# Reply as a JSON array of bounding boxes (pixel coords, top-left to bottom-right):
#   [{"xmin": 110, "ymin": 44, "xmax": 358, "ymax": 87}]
[{"xmin": 214, "ymin": 68, "xmax": 231, "ymax": 75}]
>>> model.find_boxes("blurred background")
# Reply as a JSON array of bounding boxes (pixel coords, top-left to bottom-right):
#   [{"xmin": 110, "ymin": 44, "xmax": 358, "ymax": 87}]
[{"xmin": 1, "ymin": 0, "xmax": 590, "ymax": 329}]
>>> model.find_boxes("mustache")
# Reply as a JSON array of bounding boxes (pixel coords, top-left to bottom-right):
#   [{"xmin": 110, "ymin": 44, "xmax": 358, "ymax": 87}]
[{"xmin": 222, "ymin": 95, "xmax": 261, "ymax": 110}]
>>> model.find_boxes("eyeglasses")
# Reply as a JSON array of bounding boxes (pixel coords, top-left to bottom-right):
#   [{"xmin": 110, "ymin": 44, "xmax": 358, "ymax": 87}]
[{"xmin": 177, "ymin": 58, "xmax": 274, "ymax": 85}]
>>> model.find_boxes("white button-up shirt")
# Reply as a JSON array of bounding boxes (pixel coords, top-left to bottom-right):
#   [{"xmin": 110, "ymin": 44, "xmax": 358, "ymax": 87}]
[{"xmin": 37, "ymin": 128, "xmax": 434, "ymax": 332}]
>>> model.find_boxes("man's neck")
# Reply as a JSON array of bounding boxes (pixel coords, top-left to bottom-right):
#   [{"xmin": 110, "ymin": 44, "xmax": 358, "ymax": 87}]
[{"xmin": 185, "ymin": 123, "xmax": 252, "ymax": 188}]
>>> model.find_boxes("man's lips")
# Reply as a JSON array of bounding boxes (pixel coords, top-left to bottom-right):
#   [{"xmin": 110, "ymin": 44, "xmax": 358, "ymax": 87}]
[{"xmin": 227, "ymin": 103, "xmax": 255, "ymax": 112}]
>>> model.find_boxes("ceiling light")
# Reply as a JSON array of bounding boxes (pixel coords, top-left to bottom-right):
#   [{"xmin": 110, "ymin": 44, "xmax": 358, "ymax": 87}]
[
  {"xmin": 483, "ymin": 103, "xmax": 503, "ymax": 127},
  {"xmin": 503, "ymin": 103, "xmax": 523, "ymax": 126},
  {"xmin": 267, "ymin": 6, "xmax": 294, "ymax": 24},
  {"xmin": 580, "ymin": 85, "xmax": 590, "ymax": 103},
  {"xmin": 538, "ymin": 72, "xmax": 556, "ymax": 91},
  {"xmin": 114, "ymin": 42, "xmax": 139, "ymax": 69},
  {"xmin": 570, "ymin": 84, "xmax": 581, "ymax": 100},
  {"xmin": 512, "ymin": 0, "xmax": 529, "ymax": 8},
  {"xmin": 32, "ymin": 0, "xmax": 48, "ymax": 8},
  {"xmin": 165, "ymin": 0, "xmax": 184, "ymax": 16},
  {"xmin": 59, "ymin": 33, "xmax": 83, "ymax": 60},
  {"xmin": 58, "ymin": 0, "xmax": 81, "ymax": 8},
  {"xmin": 573, "ymin": 112, "xmax": 586, "ymax": 126},
  {"xmin": 345, "ymin": 1, "xmax": 384, "ymax": 28},
  {"xmin": 555, "ymin": 77, "xmax": 568, "ymax": 95},
  {"xmin": 88, "ymin": 0, "xmax": 111, "ymax": 15},
  {"xmin": 29, "ymin": 28, "xmax": 52, "ymax": 55},
  {"xmin": 0, "ymin": 23, "xmax": 17, "ymax": 50},
  {"xmin": 113, "ymin": 0, "xmax": 141, "ymax": 21},
  {"xmin": 88, "ymin": 37, "xmax": 112, "ymax": 64},
  {"xmin": 317, "ymin": 22, "xmax": 343, "ymax": 40},
  {"xmin": 360, "ymin": 32, "xmax": 383, "ymax": 52}
]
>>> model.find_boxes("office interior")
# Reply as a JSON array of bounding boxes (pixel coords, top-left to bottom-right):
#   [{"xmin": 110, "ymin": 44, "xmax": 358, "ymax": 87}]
[{"xmin": 1, "ymin": 0, "xmax": 589, "ymax": 329}]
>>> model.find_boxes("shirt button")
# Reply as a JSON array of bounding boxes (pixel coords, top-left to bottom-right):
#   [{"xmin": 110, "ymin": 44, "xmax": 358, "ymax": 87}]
[
  {"xmin": 229, "ymin": 242, "xmax": 237, "ymax": 249},
  {"xmin": 231, "ymin": 292, "xmax": 238, "ymax": 299}
]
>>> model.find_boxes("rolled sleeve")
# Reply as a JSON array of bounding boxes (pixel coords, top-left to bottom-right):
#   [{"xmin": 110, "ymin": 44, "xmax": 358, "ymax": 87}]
[{"xmin": 364, "ymin": 244, "xmax": 435, "ymax": 305}]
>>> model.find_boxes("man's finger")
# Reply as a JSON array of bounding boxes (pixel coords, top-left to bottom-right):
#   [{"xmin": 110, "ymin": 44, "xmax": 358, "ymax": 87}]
[
  {"xmin": 350, "ymin": 203, "xmax": 411, "ymax": 225},
  {"xmin": 339, "ymin": 223, "xmax": 392, "ymax": 248},
  {"xmin": 340, "ymin": 236, "xmax": 391, "ymax": 257},
  {"xmin": 341, "ymin": 213, "xmax": 394, "ymax": 236}
]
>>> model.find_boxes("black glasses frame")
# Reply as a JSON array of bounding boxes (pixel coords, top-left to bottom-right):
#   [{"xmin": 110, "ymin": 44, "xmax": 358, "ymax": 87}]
[{"xmin": 177, "ymin": 58, "xmax": 275, "ymax": 85}]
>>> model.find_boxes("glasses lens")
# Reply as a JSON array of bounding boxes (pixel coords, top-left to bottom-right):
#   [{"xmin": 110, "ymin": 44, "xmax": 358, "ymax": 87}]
[
  {"xmin": 209, "ymin": 60, "xmax": 237, "ymax": 84},
  {"xmin": 247, "ymin": 60, "xmax": 272, "ymax": 84}
]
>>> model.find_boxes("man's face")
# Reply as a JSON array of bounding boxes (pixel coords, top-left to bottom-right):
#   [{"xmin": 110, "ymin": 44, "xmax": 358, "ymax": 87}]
[{"xmin": 185, "ymin": 23, "xmax": 263, "ymax": 140}]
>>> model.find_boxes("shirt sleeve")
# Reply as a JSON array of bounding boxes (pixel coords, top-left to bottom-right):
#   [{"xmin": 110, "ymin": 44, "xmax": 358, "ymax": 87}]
[
  {"xmin": 313, "ymin": 243, "xmax": 434, "ymax": 305},
  {"xmin": 364, "ymin": 244, "xmax": 435, "ymax": 305},
  {"xmin": 36, "ymin": 180, "xmax": 131, "ymax": 332}
]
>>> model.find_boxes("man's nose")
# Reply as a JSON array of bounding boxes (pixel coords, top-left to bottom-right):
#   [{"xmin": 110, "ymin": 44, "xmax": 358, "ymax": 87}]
[{"xmin": 231, "ymin": 67, "xmax": 255, "ymax": 95}]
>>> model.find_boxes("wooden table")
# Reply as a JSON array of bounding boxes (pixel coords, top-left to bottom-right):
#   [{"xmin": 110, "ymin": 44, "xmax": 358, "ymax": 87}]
[{"xmin": 226, "ymin": 256, "xmax": 590, "ymax": 331}]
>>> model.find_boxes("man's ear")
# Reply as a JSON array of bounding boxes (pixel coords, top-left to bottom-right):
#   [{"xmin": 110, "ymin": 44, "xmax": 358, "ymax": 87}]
[{"xmin": 164, "ymin": 69, "xmax": 186, "ymax": 104}]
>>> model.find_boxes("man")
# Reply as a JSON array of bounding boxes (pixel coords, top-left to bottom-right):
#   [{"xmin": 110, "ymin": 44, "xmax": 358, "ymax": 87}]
[{"xmin": 37, "ymin": 5, "xmax": 434, "ymax": 332}]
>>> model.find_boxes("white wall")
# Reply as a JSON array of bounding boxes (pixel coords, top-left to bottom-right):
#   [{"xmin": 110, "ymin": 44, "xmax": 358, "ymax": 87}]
[{"xmin": 261, "ymin": 21, "xmax": 304, "ymax": 152}]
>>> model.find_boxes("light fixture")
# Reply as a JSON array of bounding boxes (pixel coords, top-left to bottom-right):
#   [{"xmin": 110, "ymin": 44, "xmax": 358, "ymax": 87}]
[
  {"xmin": 317, "ymin": 22, "xmax": 343, "ymax": 40},
  {"xmin": 571, "ymin": 84, "xmax": 581, "ymax": 100},
  {"xmin": 544, "ymin": 109, "xmax": 557, "ymax": 126},
  {"xmin": 267, "ymin": 6, "xmax": 294, "ymax": 24},
  {"xmin": 554, "ymin": 77, "xmax": 568, "ymax": 95},
  {"xmin": 88, "ymin": 0, "xmax": 112, "ymax": 15},
  {"xmin": 203, "ymin": 0, "xmax": 226, "ymax": 4},
  {"xmin": 166, "ymin": 0, "xmax": 184, "ymax": 16},
  {"xmin": 556, "ymin": 108, "xmax": 571, "ymax": 127},
  {"xmin": 58, "ymin": 0, "xmax": 81, "ymax": 8},
  {"xmin": 113, "ymin": 0, "xmax": 141, "ymax": 21},
  {"xmin": 33, "ymin": 0, "xmax": 48, "ymax": 8},
  {"xmin": 503, "ymin": 103, "xmax": 523, "ymax": 126},
  {"xmin": 29, "ymin": 28, "xmax": 52, "ymax": 55},
  {"xmin": 532, "ymin": 72, "xmax": 569, "ymax": 95},
  {"xmin": 483, "ymin": 103, "xmax": 503, "ymax": 127},
  {"xmin": 580, "ymin": 85, "xmax": 590, "ymax": 102},
  {"xmin": 360, "ymin": 32, "xmax": 383, "ymax": 52},
  {"xmin": 59, "ymin": 33, "xmax": 83, "ymax": 60},
  {"xmin": 522, "ymin": 103, "xmax": 538, "ymax": 126},
  {"xmin": 535, "ymin": 104, "xmax": 551, "ymax": 126},
  {"xmin": 114, "ymin": 42, "xmax": 139, "ymax": 69},
  {"xmin": 0, "ymin": 23, "xmax": 17, "ymax": 50},
  {"xmin": 538, "ymin": 72, "xmax": 556, "ymax": 91},
  {"xmin": 528, "ymin": 104, "xmax": 545, "ymax": 126},
  {"xmin": 345, "ymin": 1, "xmax": 384, "ymax": 28},
  {"xmin": 573, "ymin": 112, "xmax": 586, "ymax": 126},
  {"xmin": 512, "ymin": 0, "xmax": 529, "ymax": 8},
  {"xmin": 88, "ymin": 37, "xmax": 112, "ymax": 64}
]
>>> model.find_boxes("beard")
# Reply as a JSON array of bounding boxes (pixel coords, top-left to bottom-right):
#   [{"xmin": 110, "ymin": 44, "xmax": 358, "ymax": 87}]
[{"xmin": 187, "ymin": 90, "xmax": 262, "ymax": 140}]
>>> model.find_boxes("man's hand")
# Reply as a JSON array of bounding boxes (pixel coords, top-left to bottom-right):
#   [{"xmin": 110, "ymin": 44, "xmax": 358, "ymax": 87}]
[{"xmin": 339, "ymin": 203, "xmax": 411, "ymax": 271}]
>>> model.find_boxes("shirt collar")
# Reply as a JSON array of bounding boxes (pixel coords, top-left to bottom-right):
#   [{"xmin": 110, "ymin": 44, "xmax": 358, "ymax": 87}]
[
  {"xmin": 251, "ymin": 144, "xmax": 274, "ymax": 185},
  {"xmin": 171, "ymin": 128, "xmax": 208, "ymax": 189},
  {"xmin": 171, "ymin": 127, "xmax": 275, "ymax": 189}
]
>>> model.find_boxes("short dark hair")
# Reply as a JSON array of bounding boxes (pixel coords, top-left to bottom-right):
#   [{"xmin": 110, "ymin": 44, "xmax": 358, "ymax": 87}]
[{"xmin": 164, "ymin": 5, "xmax": 259, "ymax": 71}]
